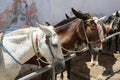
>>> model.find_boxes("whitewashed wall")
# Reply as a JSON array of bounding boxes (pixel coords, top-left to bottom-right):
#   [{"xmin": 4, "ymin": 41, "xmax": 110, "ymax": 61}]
[
  {"xmin": 0, "ymin": 0, "xmax": 51, "ymax": 29},
  {"xmin": 0, "ymin": 0, "xmax": 120, "ymax": 29},
  {"xmin": 52, "ymin": 0, "xmax": 120, "ymax": 25}
]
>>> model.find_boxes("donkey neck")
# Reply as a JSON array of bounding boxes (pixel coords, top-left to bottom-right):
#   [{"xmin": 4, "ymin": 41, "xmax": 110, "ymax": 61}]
[
  {"xmin": 105, "ymin": 21, "xmax": 113, "ymax": 33},
  {"xmin": 2, "ymin": 32, "xmax": 35, "ymax": 65},
  {"xmin": 56, "ymin": 19, "xmax": 81, "ymax": 51}
]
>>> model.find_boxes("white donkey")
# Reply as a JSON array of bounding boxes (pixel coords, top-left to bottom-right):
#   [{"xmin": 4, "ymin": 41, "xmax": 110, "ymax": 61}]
[{"xmin": 0, "ymin": 23, "xmax": 65, "ymax": 80}]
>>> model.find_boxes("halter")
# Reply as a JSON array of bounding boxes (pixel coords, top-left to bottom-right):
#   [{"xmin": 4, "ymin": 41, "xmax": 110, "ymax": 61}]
[
  {"xmin": 61, "ymin": 19, "xmax": 101, "ymax": 55},
  {"xmin": 112, "ymin": 17, "xmax": 120, "ymax": 31},
  {"xmin": 31, "ymin": 31, "xmax": 56, "ymax": 66},
  {"xmin": 82, "ymin": 19, "xmax": 101, "ymax": 45},
  {"xmin": 0, "ymin": 30, "xmax": 56, "ymax": 66},
  {"xmin": 0, "ymin": 32, "xmax": 22, "ymax": 65}
]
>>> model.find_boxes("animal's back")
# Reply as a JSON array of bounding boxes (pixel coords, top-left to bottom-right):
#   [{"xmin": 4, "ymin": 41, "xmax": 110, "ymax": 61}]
[{"xmin": 4, "ymin": 27, "xmax": 38, "ymax": 37}]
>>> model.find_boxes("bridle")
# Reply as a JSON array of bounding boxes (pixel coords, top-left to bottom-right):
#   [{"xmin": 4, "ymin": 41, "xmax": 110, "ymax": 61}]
[
  {"xmin": 61, "ymin": 19, "xmax": 101, "ymax": 55},
  {"xmin": 78, "ymin": 19, "xmax": 102, "ymax": 52},
  {"xmin": 31, "ymin": 31, "xmax": 56, "ymax": 66},
  {"xmin": 82, "ymin": 19, "xmax": 101, "ymax": 45},
  {"xmin": 112, "ymin": 17, "xmax": 120, "ymax": 32}
]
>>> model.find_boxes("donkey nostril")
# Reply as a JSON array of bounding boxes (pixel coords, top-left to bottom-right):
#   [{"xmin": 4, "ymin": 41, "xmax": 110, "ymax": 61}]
[
  {"xmin": 58, "ymin": 65, "xmax": 63, "ymax": 70},
  {"xmin": 59, "ymin": 66, "xmax": 64, "ymax": 70},
  {"xmin": 55, "ymin": 63, "xmax": 64, "ymax": 71}
]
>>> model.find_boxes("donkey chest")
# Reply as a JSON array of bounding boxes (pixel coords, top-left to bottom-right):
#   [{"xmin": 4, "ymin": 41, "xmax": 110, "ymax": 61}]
[
  {"xmin": 0, "ymin": 53, "xmax": 21, "ymax": 80},
  {"xmin": 0, "ymin": 65, "xmax": 21, "ymax": 80}
]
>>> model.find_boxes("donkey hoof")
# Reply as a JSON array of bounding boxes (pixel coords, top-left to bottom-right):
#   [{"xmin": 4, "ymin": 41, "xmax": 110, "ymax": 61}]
[
  {"xmin": 90, "ymin": 63, "xmax": 94, "ymax": 67},
  {"xmin": 67, "ymin": 78, "xmax": 70, "ymax": 80},
  {"xmin": 60, "ymin": 76, "xmax": 63, "ymax": 80},
  {"xmin": 117, "ymin": 51, "xmax": 120, "ymax": 54},
  {"xmin": 95, "ymin": 62, "xmax": 99, "ymax": 66}
]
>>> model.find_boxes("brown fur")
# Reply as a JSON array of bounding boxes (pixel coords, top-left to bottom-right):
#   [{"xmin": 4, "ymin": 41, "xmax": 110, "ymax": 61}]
[{"xmin": 25, "ymin": 10, "xmax": 101, "ymax": 80}]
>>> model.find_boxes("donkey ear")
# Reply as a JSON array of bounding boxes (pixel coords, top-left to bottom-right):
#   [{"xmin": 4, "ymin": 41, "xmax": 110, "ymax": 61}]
[
  {"xmin": 36, "ymin": 22, "xmax": 54, "ymax": 36},
  {"xmin": 71, "ymin": 8, "xmax": 88, "ymax": 20},
  {"xmin": 44, "ymin": 21, "xmax": 51, "ymax": 26},
  {"xmin": 99, "ymin": 16, "xmax": 107, "ymax": 21},
  {"xmin": 71, "ymin": 8, "xmax": 83, "ymax": 18},
  {"xmin": 116, "ymin": 11, "xmax": 120, "ymax": 17},
  {"xmin": 65, "ymin": 13, "xmax": 70, "ymax": 19}
]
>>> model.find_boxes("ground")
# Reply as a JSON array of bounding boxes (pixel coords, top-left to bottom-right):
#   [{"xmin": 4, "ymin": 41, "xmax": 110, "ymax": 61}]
[
  {"xmin": 17, "ymin": 41, "xmax": 120, "ymax": 80},
  {"xmin": 70, "ymin": 52, "xmax": 120, "ymax": 80},
  {"xmin": 57, "ymin": 53, "xmax": 120, "ymax": 80},
  {"xmin": 57, "ymin": 42, "xmax": 120, "ymax": 80}
]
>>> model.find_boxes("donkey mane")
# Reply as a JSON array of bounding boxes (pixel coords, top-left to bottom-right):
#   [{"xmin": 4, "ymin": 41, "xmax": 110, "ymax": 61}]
[
  {"xmin": 54, "ymin": 17, "xmax": 76, "ymax": 27},
  {"xmin": 55, "ymin": 18, "xmax": 78, "ymax": 32}
]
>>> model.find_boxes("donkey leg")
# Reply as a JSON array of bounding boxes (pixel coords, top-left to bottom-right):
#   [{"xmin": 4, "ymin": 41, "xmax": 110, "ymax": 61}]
[
  {"xmin": 60, "ymin": 72, "xmax": 64, "ymax": 80},
  {"xmin": 66, "ymin": 60, "xmax": 71, "ymax": 80},
  {"xmin": 95, "ymin": 52, "xmax": 101, "ymax": 66},
  {"xmin": 108, "ymin": 38, "xmax": 112, "ymax": 51},
  {"xmin": 95, "ymin": 55, "xmax": 98, "ymax": 66},
  {"xmin": 90, "ymin": 54, "xmax": 94, "ymax": 66},
  {"xmin": 115, "ymin": 35, "xmax": 119, "ymax": 53}
]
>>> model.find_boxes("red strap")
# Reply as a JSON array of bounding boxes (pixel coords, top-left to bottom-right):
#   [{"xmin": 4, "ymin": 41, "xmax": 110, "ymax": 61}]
[
  {"xmin": 35, "ymin": 34, "xmax": 38, "ymax": 45},
  {"xmin": 96, "ymin": 26, "xmax": 99, "ymax": 30}
]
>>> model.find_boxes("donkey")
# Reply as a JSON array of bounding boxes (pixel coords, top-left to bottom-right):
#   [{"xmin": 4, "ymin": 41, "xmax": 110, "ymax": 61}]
[
  {"xmin": 0, "ymin": 23, "xmax": 65, "ymax": 80},
  {"xmin": 64, "ymin": 8, "xmax": 103, "ymax": 66},
  {"xmin": 54, "ymin": 9, "xmax": 102, "ymax": 79},
  {"xmin": 105, "ymin": 11, "xmax": 120, "ymax": 53}
]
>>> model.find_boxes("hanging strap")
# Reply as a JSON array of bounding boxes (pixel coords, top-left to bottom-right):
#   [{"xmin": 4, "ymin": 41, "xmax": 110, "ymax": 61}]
[{"xmin": 0, "ymin": 42, "xmax": 22, "ymax": 65}]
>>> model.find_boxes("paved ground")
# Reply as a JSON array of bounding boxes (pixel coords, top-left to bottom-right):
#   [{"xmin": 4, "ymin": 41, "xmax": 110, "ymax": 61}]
[
  {"xmin": 68, "ymin": 42, "xmax": 120, "ymax": 80},
  {"xmin": 17, "ymin": 41, "xmax": 120, "ymax": 80}
]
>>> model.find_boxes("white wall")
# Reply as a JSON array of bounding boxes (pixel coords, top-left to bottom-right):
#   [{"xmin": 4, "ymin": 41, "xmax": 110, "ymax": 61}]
[
  {"xmin": 52, "ymin": 0, "xmax": 120, "ymax": 25},
  {"xmin": 0, "ymin": 0, "xmax": 120, "ymax": 29},
  {"xmin": 0, "ymin": 0, "xmax": 51, "ymax": 29}
]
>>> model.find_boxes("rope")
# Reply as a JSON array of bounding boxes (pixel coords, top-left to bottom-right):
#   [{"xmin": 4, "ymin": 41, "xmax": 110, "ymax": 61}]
[
  {"xmin": 36, "ymin": 57, "xmax": 51, "ymax": 64},
  {"xmin": 62, "ymin": 46, "xmax": 89, "ymax": 53},
  {"xmin": 31, "ymin": 31, "xmax": 52, "ymax": 64},
  {"xmin": 31, "ymin": 32, "xmax": 50, "ymax": 65},
  {"xmin": 0, "ymin": 28, "xmax": 21, "ymax": 32},
  {"xmin": 0, "ymin": 42, "xmax": 22, "ymax": 65}
]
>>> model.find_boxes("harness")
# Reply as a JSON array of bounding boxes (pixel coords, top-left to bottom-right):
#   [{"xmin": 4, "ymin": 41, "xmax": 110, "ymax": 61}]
[
  {"xmin": 62, "ymin": 19, "xmax": 101, "ymax": 55},
  {"xmin": 0, "ymin": 32, "xmax": 22, "ymax": 65},
  {"xmin": 31, "ymin": 31, "xmax": 55, "ymax": 66},
  {"xmin": 0, "ymin": 31, "xmax": 55, "ymax": 66}
]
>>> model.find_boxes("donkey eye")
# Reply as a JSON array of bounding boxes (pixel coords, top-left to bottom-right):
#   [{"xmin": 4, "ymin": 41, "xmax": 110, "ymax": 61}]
[
  {"xmin": 90, "ymin": 27, "xmax": 96, "ymax": 30},
  {"xmin": 51, "ymin": 44, "xmax": 58, "ymax": 48}
]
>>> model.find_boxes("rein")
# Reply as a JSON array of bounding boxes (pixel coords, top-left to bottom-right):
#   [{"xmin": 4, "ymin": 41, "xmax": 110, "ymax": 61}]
[
  {"xmin": 0, "ymin": 32, "xmax": 22, "ymax": 65},
  {"xmin": 31, "ymin": 31, "xmax": 56, "ymax": 65},
  {"xmin": 82, "ymin": 19, "xmax": 101, "ymax": 45},
  {"xmin": 62, "ymin": 46, "xmax": 88, "ymax": 53},
  {"xmin": 61, "ymin": 19, "xmax": 101, "ymax": 55},
  {"xmin": 31, "ymin": 31, "xmax": 50, "ymax": 65},
  {"xmin": 0, "ymin": 41, "xmax": 22, "ymax": 65}
]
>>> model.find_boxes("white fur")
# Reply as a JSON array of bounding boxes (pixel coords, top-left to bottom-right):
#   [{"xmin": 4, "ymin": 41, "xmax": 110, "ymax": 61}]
[
  {"xmin": 112, "ymin": 11, "xmax": 120, "ymax": 16},
  {"xmin": 0, "ymin": 27, "xmax": 64, "ymax": 80}
]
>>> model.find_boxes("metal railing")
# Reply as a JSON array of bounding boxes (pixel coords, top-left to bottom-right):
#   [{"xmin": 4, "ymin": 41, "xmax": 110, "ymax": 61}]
[{"xmin": 18, "ymin": 31, "xmax": 120, "ymax": 80}]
